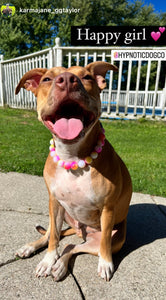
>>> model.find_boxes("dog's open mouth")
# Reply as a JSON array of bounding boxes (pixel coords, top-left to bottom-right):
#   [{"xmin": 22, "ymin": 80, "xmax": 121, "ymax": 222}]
[{"xmin": 43, "ymin": 101, "xmax": 95, "ymax": 141}]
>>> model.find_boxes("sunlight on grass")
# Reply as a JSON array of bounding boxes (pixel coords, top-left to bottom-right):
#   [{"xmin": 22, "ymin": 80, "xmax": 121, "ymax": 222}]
[
  {"xmin": 0, "ymin": 108, "xmax": 166, "ymax": 197},
  {"xmin": 103, "ymin": 119, "xmax": 166, "ymax": 197}
]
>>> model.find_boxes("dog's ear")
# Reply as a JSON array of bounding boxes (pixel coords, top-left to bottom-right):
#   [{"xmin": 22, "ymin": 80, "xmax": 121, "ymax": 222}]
[
  {"xmin": 85, "ymin": 61, "xmax": 118, "ymax": 90},
  {"xmin": 15, "ymin": 68, "xmax": 48, "ymax": 96}
]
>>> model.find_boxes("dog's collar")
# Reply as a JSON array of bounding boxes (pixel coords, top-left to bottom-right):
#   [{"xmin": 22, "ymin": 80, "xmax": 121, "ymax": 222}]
[{"xmin": 49, "ymin": 127, "xmax": 105, "ymax": 171}]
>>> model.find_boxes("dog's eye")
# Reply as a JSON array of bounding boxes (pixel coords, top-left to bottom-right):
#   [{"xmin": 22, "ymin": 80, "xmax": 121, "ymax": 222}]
[
  {"xmin": 43, "ymin": 77, "xmax": 51, "ymax": 82},
  {"xmin": 83, "ymin": 75, "xmax": 93, "ymax": 80}
]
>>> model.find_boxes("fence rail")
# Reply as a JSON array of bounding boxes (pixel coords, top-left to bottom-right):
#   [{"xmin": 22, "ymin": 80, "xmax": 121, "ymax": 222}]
[{"xmin": 0, "ymin": 37, "xmax": 166, "ymax": 120}]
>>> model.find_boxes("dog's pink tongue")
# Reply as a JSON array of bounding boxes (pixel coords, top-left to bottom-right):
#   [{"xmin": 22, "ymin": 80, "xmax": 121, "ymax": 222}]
[{"xmin": 53, "ymin": 118, "xmax": 83, "ymax": 140}]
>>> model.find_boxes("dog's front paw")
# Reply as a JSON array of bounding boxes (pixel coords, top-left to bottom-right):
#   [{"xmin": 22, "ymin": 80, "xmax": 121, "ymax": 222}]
[
  {"xmin": 98, "ymin": 256, "xmax": 114, "ymax": 281},
  {"xmin": 15, "ymin": 244, "xmax": 35, "ymax": 258},
  {"xmin": 51, "ymin": 257, "xmax": 68, "ymax": 281},
  {"xmin": 36, "ymin": 250, "xmax": 59, "ymax": 278}
]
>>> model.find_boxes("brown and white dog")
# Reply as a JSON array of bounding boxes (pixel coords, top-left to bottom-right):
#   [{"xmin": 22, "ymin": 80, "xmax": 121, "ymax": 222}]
[{"xmin": 15, "ymin": 61, "xmax": 132, "ymax": 281}]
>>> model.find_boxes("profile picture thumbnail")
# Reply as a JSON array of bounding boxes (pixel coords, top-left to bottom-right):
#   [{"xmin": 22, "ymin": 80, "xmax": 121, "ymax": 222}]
[{"xmin": 1, "ymin": 3, "xmax": 15, "ymax": 18}]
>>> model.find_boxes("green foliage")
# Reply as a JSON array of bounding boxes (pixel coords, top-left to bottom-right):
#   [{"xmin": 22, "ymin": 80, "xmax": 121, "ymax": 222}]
[
  {"xmin": 0, "ymin": 0, "xmax": 163, "ymax": 58},
  {"xmin": 160, "ymin": 12, "xmax": 166, "ymax": 23},
  {"xmin": 114, "ymin": 60, "xmax": 166, "ymax": 91},
  {"xmin": 0, "ymin": 108, "xmax": 166, "ymax": 197},
  {"xmin": 129, "ymin": 62, "xmax": 161, "ymax": 91},
  {"xmin": 123, "ymin": 1, "xmax": 161, "ymax": 25},
  {"xmin": 0, "ymin": 0, "xmax": 58, "ymax": 58}
]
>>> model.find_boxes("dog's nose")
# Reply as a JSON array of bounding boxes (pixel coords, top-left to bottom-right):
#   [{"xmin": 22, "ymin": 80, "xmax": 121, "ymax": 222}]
[{"xmin": 55, "ymin": 72, "xmax": 79, "ymax": 91}]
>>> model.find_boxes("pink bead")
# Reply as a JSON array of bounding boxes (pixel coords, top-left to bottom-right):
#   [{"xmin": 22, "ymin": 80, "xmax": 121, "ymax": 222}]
[
  {"xmin": 64, "ymin": 162, "xmax": 72, "ymax": 170},
  {"xmin": 95, "ymin": 145, "xmax": 102, "ymax": 153},
  {"xmin": 53, "ymin": 155, "xmax": 60, "ymax": 163}
]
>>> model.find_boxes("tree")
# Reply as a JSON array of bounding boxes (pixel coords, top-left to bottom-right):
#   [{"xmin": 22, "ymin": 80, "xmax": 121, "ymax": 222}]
[
  {"xmin": 123, "ymin": 1, "xmax": 161, "ymax": 26},
  {"xmin": 0, "ymin": 0, "xmax": 59, "ymax": 58},
  {"xmin": 0, "ymin": 0, "xmax": 163, "ymax": 58}
]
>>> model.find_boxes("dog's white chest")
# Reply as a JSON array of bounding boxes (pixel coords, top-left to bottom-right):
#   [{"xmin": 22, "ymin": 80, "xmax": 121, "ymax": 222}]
[{"xmin": 50, "ymin": 166, "xmax": 101, "ymax": 225}]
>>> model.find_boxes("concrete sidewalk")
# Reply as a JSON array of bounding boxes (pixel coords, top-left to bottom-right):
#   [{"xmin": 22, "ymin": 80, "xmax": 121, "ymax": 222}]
[{"xmin": 0, "ymin": 172, "xmax": 166, "ymax": 300}]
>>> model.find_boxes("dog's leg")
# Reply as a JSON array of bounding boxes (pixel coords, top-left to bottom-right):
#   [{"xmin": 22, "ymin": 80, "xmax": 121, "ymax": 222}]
[
  {"xmin": 15, "ymin": 224, "xmax": 75, "ymax": 258},
  {"xmin": 61, "ymin": 228, "xmax": 76, "ymax": 236},
  {"xmin": 36, "ymin": 194, "xmax": 65, "ymax": 277},
  {"xmin": 15, "ymin": 226, "xmax": 50, "ymax": 258},
  {"xmin": 51, "ymin": 231, "xmax": 101, "ymax": 281},
  {"xmin": 98, "ymin": 207, "xmax": 116, "ymax": 281},
  {"xmin": 111, "ymin": 219, "xmax": 127, "ymax": 254},
  {"xmin": 36, "ymin": 225, "xmax": 76, "ymax": 237},
  {"xmin": 51, "ymin": 219, "xmax": 126, "ymax": 282}
]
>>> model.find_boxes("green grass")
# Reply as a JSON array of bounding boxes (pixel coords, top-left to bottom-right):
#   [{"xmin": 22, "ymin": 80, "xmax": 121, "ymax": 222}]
[
  {"xmin": 103, "ymin": 119, "xmax": 166, "ymax": 197},
  {"xmin": 0, "ymin": 107, "xmax": 166, "ymax": 197},
  {"xmin": 0, "ymin": 108, "xmax": 51, "ymax": 175}
]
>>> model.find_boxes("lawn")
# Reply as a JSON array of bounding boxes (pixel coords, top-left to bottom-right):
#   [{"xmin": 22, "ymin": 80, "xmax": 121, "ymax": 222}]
[{"xmin": 0, "ymin": 107, "xmax": 166, "ymax": 197}]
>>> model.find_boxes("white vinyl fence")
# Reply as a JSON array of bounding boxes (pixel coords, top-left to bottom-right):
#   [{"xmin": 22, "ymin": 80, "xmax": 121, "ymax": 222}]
[{"xmin": 0, "ymin": 37, "xmax": 166, "ymax": 120}]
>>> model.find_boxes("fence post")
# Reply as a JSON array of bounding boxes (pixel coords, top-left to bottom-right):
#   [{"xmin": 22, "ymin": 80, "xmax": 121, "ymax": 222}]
[
  {"xmin": 48, "ymin": 48, "xmax": 53, "ymax": 69},
  {"xmin": 152, "ymin": 60, "xmax": 161, "ymax": 118},
  {"xmin": 54, "ymin": 37, "xmax": 63, "ymax": 67},
  {"xmin": 161, "ymin": 88, "xmax": 166, "ymax": 118},
  {"xmin": 142, "ymin": 60, "xmax": 151, "ymax": 117},
  {"xmin": 107, "ymin": 51, "xmax": 114, "ymax": 114},
  {"xmin": 0, "ymin": 54, "xmax": 4, "ymax": 106},
  {"xmin": 116, "ymin": 60, "xmax": 123, "ymax": 115},
  {"xmin": 134, "ymin": 60, "xmax": 141, "ymax": 116},
  {"xmin": 124, "ymin": 60, "xmax": 132, "ymax": 115}
]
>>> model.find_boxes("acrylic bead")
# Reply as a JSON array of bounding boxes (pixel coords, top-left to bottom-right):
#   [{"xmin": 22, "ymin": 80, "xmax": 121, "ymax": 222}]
[
  {"xmin": 64, "ymin": 162, "xmax": 72, "ymax": 170},
  {"xmin": 91, "ymin": 151, "xmax": 98, "ymax": 159},
  {"xmin": 97, "ymin": 140, "xmax": 102, "ymax": 146},
  {"xmin": 95, "ymin": 145, "xmax": 102, "ymax": 153},
  {"xmin": 53, "ymin": 155, "xmax": 60, "ymax": 163},
  {"xmin": 49, "ymin": 145, "xmax": 54, "ymax": 151},
  {"xmin": 85, "ymin": 156, "xmax": 92, "ymax": 164},
  {"xmin": 50, "ymin": 139, "xmax": 54, "ymax": 144},
  {"xmin": 71, "ymin": 161, "xmax": 78, "ymax": 170},
  {"xmin": 98, "ymin": 133, "xmax": 105, "ymax": 141},
  {"xmin": 50, "ymin": 151, "xmax": 56, "ymax": 157},
  {"xmin": 78, "ymin": 160, "xmax": 86, "ymax": 168},
  {"xmin": 57, "ymin": 160, "xmax": 64, "ymax": 167}
]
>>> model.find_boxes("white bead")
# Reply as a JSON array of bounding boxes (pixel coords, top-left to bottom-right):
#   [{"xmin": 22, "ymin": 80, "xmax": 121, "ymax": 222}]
[
  {"xmin": 50, "ymin": 151, "xmax": 56, "ymax": 157},
  {"xmin": 78, "ymin": 160, "xmax": 86, "ymax": 168}
]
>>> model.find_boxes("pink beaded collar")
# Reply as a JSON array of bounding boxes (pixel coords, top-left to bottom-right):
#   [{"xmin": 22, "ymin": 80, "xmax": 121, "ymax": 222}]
[{"xmin": 49, "ymin": 127, "xmax": 105, "ymax": 171}]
